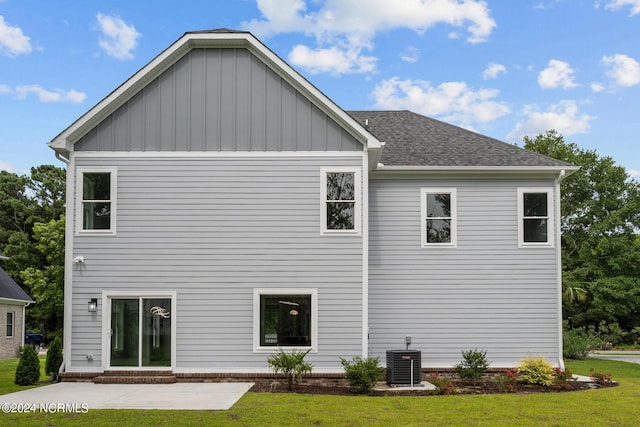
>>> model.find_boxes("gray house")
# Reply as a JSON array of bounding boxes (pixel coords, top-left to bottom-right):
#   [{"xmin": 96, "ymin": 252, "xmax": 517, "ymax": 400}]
[
  {"xmin": 49, "ymin": 30, "xmax": 577, "ymax": 378},
  {"xmin": 0, "ymin": 262, "xmax": 34, "ymax": 359}
]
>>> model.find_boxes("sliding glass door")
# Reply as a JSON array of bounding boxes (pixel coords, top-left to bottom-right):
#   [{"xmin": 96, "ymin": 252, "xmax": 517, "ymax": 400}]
[{"xmin": 110, "ymin": 297, "xmax": 172, "ymax": 367}]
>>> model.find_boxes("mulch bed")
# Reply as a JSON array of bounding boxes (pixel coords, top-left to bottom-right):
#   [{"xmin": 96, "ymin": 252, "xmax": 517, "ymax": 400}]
[{"xmin": 248, "ymin": 375, "xmax": 610, "ymax": 396}]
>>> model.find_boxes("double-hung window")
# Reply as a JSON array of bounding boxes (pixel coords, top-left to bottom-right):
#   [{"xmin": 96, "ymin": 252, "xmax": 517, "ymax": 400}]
[
  {"xmin": 77, "ymin": 168, "xmax": 117, "ymax": 234},
  {"xmin": 421, "ymin": 188, "xmax": 457, "ymax": 247},
  {"xmin": 518, "ymin": 188, "xmax": 553, "ymax": 247},
  {"xmin": 321, "ymin": 169, "xmax": 360, "ymax": 234},
  {"xmin": 254, "ymin": 289, "xmax": 318, "ymax": 352},
  {"xmin": 6, "ymin": 312, "xmax": 14, "ymax": 337}
]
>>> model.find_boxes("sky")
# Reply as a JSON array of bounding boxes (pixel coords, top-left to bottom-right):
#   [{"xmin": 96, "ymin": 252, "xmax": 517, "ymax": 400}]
[{"xmin": 1, "ymin": 0, "xmax": 639, "ymax": 177}]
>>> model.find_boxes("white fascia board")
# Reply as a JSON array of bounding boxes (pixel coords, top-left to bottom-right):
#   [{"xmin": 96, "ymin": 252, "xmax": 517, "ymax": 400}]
[
  {"xmin": 371, "ymin": 165, "xmax": 580, "ymax": 178},
  {"xmin": 49, "ymin": 31, "xmax": 381, "ymax": 155}
]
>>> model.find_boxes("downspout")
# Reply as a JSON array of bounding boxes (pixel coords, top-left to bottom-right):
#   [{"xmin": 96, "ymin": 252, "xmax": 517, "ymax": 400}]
[
  {"xmin": 555, "ymin": 169, "xmax": 566, "ymax": 369},
  {"xmin": 54, "ymin": 149, "xmax": 71, "ymax": 377}
]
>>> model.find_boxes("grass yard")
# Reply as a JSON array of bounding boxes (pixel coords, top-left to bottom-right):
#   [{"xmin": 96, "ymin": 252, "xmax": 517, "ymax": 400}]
[{"xmin": 0, "ymin": 358, "xmax": 638, "ymax": 426}]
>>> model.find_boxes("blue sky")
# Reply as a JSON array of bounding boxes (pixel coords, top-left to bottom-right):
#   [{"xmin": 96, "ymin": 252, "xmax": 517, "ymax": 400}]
[{"xmin": 1, "ymin": 0, "xmax": 639, "ymax": 177}]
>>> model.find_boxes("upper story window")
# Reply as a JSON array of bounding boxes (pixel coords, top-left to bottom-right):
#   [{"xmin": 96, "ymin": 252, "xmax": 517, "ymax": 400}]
[
  {"xmin": 421, "ymin": 188, "xmax": 457, "ymax": 247},
  {"xmin": 6, "ymin": 312, "xmax": 14, "ymax": 337},
  {"xmin": 77, "ymin": 168, "xmax": 117, "ymax": 234},
  {"xmin": 321, "ymin": 168, "xmax": 360, "ymax": 234},
  {"xmin": 518, "ymin": 188, "xmax": 553, "ymax": 247}
]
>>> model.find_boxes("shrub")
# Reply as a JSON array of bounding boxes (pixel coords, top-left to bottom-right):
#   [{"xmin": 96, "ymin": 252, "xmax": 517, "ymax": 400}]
[
  {"xmin": 590, "ymin": 370, "xmax": 613, "ymax": 386},
  {"xmin": 428, "ymin": 374, "xmax": 456, "ymax": 395},
  {"xmin": 516, "ymin": 357, "xmax": 554, "ymax": 386},
  {"xmin": 267, "ymin": 349, "xmax": 313, "ymax": 390},
  {"xmin": 552, "ymin": 368, "xmax": 575, "ymax": 390},
  {"xmin": 454, "ymin": 349, "xmax": 489, "ymax": 385},
  {"xmin": 563, "ymin": 326, "xmax": 600, "ymax": 360},
  {"xmin": 45, "ymin": 336, "xmax": 63, "ymax": 381},
  {"xmin": 15, "ymin": 345, "xmax": 41, "ymax": 385},
  {"xmin": 340, "ymin": 356, "xmax": 381, "ymax": 395},
  {"xmin": 494, "ymin": 369, "xmax": 518, "ymax": 393}
]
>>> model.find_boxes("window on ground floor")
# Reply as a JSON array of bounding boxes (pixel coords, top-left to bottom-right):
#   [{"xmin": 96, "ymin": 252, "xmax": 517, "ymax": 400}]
[
  {"xmin": 254, "ymin": 289, "xmax": 318, "ymax": 351},
  {"xmin": 6, "ymin": 312, "xmax": 14, "ymax": 337}
]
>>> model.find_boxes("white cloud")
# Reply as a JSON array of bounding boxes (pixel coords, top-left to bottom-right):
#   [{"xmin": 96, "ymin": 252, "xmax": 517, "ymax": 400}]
[
  {"xmin": 538, "ymin": 59, "xmax": 578, "ymax": 89},
  {"xmin": 604, "ymin": 0, "xmax": 640, "ymax": 16},
  {"xmin": 506, "ymin": 100, "xmax": 595, "ymax": 142},
  {"xmin": 243, "ymin": 0, "xmax": 495, "ymax": 75},
  {"xmin": 288, "ymin": 44, "xmax": 376, "ymax": 74},
  {"xmin": 629, "ymin": 169, "xmax": 640, "ymax": 178},
  {"xmin": 96, "ymin": 13, "xmax": 140, "ymax": 60},
  {"xmin": 590, "ymin": 82, "xmax": 605, "ymax": 92},
  {"xmin": 0, "ymin": 160, "xmax": 16, "ymax": 173},
  {"xmin": 482, "ymin": 63, "xmax": 506, "ymax": 80},
  {"xmin": 400, "ymin": 46, "xmax": 419, "ymax": 63},
  {"xmin": 0, "ymin": 15, "xmax": 32, "ymax": 56},
  {"xmin": 601, "ymin": 54, "xmax": 640, "ymax": 86},
  {"xmin": 1, "ymin": 84, "xmax": 86, "ymax": 103},
  {"xmin": 372, "ymin": 77, "xmax": 510, "ymax": 125}
]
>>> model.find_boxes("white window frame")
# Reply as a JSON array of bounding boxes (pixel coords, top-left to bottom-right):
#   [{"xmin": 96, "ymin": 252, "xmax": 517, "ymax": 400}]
[
  {"xmin": 253, "ymin": 288, "xmax": 318, "ymax": 353},
  {"xmin": 320, "ymin": 168, "xmax": 361, "ymax": 235},
  {"xmin": 76, "ymin": 167, "xmax": 117, "ymax": 235},
  {"xmin": 421, "ymin": 188, "xmax": 457, "ymax": 248},
  {"xmin": 517, "ymin": 187, "xmax": 554, "ymax": 248},
  {"xmin": 6, "ymin": 311, "xmax": 14, "ymax": 337}
]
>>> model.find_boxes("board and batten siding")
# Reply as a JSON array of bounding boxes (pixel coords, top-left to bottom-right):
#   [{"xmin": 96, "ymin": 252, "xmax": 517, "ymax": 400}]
[
  {"xmin": 368, "ymin": 178, "xmax": 561, "ymax": 368},
  {"xmin": 74, "ymin": 48, "xmax": 361, "ymax": 153},
  {"xmin": 69, "ymin": 155, "xmax": 364, "ymax": 371}
]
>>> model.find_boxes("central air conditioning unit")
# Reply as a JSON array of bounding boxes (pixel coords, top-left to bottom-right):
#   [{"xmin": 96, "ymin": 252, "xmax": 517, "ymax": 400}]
[{"xmin": 386, "ymin": 350, "xmax": 422, "ymax": 385}]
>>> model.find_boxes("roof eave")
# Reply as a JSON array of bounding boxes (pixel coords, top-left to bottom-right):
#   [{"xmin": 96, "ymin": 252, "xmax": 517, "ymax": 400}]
[
  {"xmin": 371, "ymin": 165, "xmax": 580, "ymax": 178},
  {"xmin": 49, "ymin": 31, "xmax": 380, "ymax": 156}
]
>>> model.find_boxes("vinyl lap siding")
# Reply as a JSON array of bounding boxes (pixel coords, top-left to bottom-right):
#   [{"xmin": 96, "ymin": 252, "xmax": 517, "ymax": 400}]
[
  {"xmin": 70, "ymin": 155, "xmax": 363, "ymax": 371},
  {"xmin": 368, "ymin": 178, "xmax": 560, "ymax": 367}
]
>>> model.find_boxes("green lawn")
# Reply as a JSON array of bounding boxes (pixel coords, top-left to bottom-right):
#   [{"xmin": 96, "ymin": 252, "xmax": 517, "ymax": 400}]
[{"xmin": 0, "ymin": 358, "xmax": 638, "ymax": 426}]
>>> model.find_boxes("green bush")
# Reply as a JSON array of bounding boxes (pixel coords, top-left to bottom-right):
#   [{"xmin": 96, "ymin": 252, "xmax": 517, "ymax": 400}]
[
  {"xmin": 15, "ymin": 346, "xmax": 41, "ymax": 385},
  {"xmin": 516, "ymin": 357, "xmax": 554, "ymax": 386},
  {"xmin": 428, "ymin": 374, "xmax": 456, "ymax": 395},
  {"xmin": 340, "ymin": 356, "xmax": 381, "ymax": 395},
  {"xmin": 267, "ymin": 349, "xmax": 313, "ymax": 390},
  {"xmin": 454, "ymin": 349, "xmax": 489, "ymax": 385},
  {"xmin": 563, "ymin": 326, "xmax": 601, "ymax": 359},
  {"xmin": 45, "ymin": 336, "xmax": 63, "ymax": 381}
]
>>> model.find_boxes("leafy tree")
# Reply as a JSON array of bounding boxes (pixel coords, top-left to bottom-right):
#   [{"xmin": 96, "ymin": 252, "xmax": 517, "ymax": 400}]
[
  {"xmin": 0, "ymin": 165, "xmax": 66, "ymax": 336},
  {"xmin": 524, "ymin": 131, "xmax": 640, "ymax": 339}
]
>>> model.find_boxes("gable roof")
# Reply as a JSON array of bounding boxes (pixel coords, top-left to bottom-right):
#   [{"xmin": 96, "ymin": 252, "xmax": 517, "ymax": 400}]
[
  {"xmin": 49, "ymin": 29, "xmax": 380, "ymax": 159},
  {"xmin": 0, "ymin": 267, "xmax": 33, "ymax": 303},
  {"xmin": 348, "ymin": 110, "xmax": 575, "ymax": 171}
]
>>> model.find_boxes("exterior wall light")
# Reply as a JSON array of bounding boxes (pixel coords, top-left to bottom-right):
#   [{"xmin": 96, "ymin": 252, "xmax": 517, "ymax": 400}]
[{"xmin": 88, "ymin": 298, "xmax": 98, "ymax": 313}]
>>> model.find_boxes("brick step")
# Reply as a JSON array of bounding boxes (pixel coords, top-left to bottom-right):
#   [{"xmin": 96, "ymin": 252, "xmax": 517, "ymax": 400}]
[
  {"xmin": 94, "ymin": 375, "xmax": 176, "ymax": 384},
  {"xmin": 99, "ymin": 370, "xmax": 174, "ymax": 377}
]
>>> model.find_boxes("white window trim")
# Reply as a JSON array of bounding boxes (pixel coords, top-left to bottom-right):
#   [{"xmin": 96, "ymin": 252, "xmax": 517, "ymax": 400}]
[
  {"xmin": 420, "ymin": 188, "xmax": 457, "ymax": 248},
  {"xmin": 76, "ymin": 167, "xmax": 117, "ymax": 235},
  {"xmin": 253, "ymin": 288, "xmax": 318, "ymax": 353},
  {"xmin": 517, "ymin": 187, "xmax": 554, "ymax": 248},
  {"xmin": 101, "ymin": 291, "xmax": 177, "ymax": 371},
  {"xmin": 320, "ymin": 168, "xmax": 361, "ymax": 235},
  {"xmin": 6, "ymin": 311, "xmax": 14, "ymax": 337}
]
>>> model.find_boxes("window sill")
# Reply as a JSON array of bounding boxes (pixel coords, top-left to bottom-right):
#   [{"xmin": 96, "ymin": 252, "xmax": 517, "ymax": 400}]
[{"xmin": 253, "ymin": 346, "xmax": 317, "ymax": 354}]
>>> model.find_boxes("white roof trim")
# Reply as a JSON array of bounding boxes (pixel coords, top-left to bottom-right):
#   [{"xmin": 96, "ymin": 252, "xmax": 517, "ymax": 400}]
[
  {"xmin": 49, "ymin": 31, "xmax": 380, "ymax": 154},
  {"xmin": 372, "ymin": 165, "xmax": 580, "ymax": 177}
]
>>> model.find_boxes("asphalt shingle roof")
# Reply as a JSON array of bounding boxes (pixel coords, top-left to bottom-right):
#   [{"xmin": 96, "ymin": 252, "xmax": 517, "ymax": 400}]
[
  {"xmin": 0, "ymin": 267, "xmax": 33, "ymax": 303},
  {"xmin": 347, "ymin": 110, "xmax": 572, "ymax": 167}
]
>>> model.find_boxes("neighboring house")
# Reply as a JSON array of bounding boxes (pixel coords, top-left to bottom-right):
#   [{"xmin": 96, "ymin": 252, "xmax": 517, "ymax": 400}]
[
  {"xmin": 0, "ymin": 259, "xmax": 34, "ymax": 359},
  {"xmin": 49, "ymin": 30, "xmax": 577, "ymax": 377}
]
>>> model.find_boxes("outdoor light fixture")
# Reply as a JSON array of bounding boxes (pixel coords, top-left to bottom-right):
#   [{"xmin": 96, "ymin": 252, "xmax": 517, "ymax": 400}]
[{"xmin": 88, "ymin": 298, "xmax": 98, "ymax": 313}]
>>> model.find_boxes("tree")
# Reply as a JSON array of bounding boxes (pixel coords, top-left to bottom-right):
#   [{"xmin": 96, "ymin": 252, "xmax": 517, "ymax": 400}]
[
  {"xmin": 524, "ymin": 131, "xmax": 640, "ymax": 339},
  {"xmin": 0, "ymin": 165, "xmax": 66, "ymax": 336}
]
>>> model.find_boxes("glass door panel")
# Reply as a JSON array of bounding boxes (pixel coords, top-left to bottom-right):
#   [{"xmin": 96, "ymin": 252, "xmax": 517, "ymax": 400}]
[
  {"xmin": 110, "ymin": 299, "xmax": 139, "ymax": 367},
  {"xmin": 142, "ymin": 298, "xmax": 172, "ymax": 367}
]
